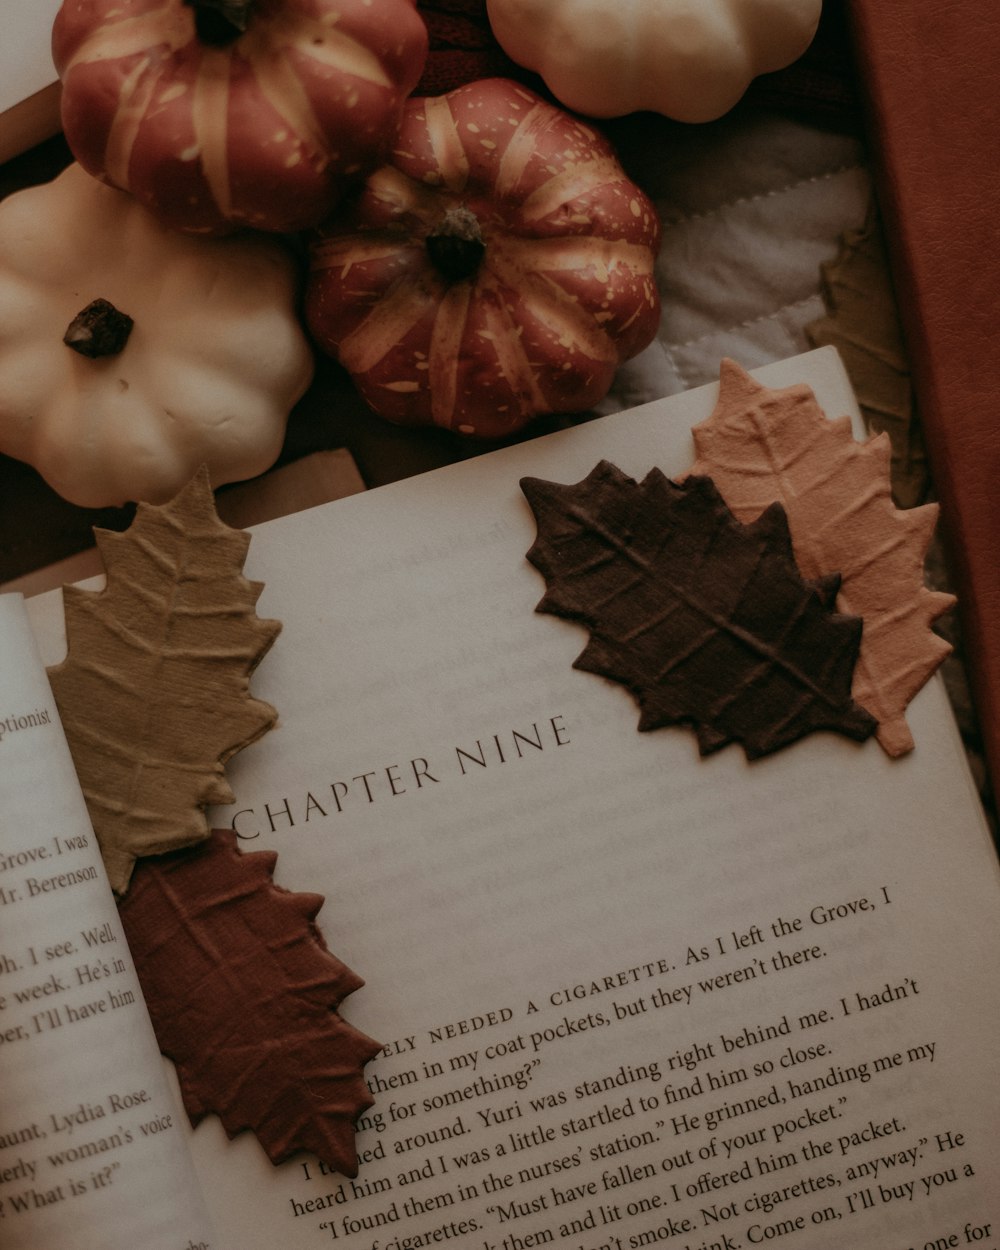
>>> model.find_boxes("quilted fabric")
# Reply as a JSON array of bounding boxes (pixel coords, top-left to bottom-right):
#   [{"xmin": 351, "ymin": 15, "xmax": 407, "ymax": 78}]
[{"xmin": 600, "ymin": 110, "xmax": 870, "ymax": 411}]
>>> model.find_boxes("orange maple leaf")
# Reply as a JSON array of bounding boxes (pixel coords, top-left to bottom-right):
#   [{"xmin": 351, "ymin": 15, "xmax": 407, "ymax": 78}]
[
  {"xmin": 689, "ymin": 360, "xmax": 954, "ymax": 756},
  {"xmin": 522, "ymin": 463, "xmax": 876, "ymax": 759}
]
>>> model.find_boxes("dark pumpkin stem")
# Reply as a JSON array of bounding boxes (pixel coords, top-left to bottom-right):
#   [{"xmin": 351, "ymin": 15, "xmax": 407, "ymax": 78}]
[
  {"xmin": 63, "ymin": 299, "xmax": 134, "ymax": 359},
  {"xmin": 184, "ymin": 0, "xmax": 255, "ymax": 46},
  {"xmin": 425, "ymin": 207, "xmax": 486, "ymax": 282}
]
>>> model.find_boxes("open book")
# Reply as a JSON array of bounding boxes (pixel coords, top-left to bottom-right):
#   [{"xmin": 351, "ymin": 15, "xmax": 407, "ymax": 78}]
[{"xmin": 5, "ymin": 348, "xmax": 999, "ymax": 1250}]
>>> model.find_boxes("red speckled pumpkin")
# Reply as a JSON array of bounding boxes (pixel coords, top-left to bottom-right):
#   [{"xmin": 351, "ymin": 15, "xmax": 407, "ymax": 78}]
[
  {"xmin": 305, "ymin": 78, "xmax": 661, "ymax": 438},
  {"xmin": 52, "ymin": 0, "xmax": 429, "ymax": 235}
]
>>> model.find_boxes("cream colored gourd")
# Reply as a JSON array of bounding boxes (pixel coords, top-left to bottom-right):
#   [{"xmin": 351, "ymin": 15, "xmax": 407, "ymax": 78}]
[
  {"xmin": 485, "ymin": 0, "xmax": 823, "ymax": 122},
  {"xmin": 0, "ymin": 164, "xmax": 314, "ymax": 507}
]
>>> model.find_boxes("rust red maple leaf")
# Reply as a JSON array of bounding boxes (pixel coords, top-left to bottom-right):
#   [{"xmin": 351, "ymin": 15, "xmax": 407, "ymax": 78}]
[
  {"xmin": 118, "ymin": 829, "xmax": 381, "ymax": 1174},
  {"xmin": 690, "ymin": 361, "xmax": 954, "ymax": 755},
  {"xmin": 521, "ymin": 462, "xmax": 876, "ymax": 759}
]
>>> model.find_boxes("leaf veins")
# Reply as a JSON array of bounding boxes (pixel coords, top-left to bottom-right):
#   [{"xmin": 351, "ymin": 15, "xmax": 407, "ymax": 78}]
[
  {"xmin": 521, "ymin": 462, "xmax": 876, "ymax": 759},
  {"xmin": 690, "ymin": 360, "xmax": 954, "ymax": 755},
  {"xmin": 118, "ymin": 829, "xmax": 381, "ymax": 1174},
  {"xmin": 48, "ymin": 467, "xmax": 280, "ymax": 893}
]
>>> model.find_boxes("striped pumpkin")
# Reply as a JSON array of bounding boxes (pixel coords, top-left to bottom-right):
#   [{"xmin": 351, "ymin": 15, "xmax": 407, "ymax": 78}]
[
  {"xmin": 52, "ymin": 0, "xmax": 429, "ymax": 235},
  {"xmin": 305, "ymin": 78, "xmax": 661, "ymax": 438}
]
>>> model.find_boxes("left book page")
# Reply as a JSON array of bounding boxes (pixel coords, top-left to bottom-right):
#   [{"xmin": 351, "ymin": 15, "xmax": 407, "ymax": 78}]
[{"xmin": 0, "ymin": 593, "xmax": 216, "ymax": 1249}]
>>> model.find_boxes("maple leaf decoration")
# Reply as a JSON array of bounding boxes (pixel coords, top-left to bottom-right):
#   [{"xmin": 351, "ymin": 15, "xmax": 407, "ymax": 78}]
[
  {"xmin": 690, "ymin": 361, "xmax": 955, "ymax": 756},
  {"xmin": 521, "ymin": 462, "xmax": 876, "ymax": 759},
  {"xmin": 805, "ymin": 207, "xmax": 930, "ymax": 509},
  {"xmin": 48, "ymin": 468, "xmax": 280, "ymax": 894},
  {"xmin": 118, "ymin": 829, "xmax": 381, "ymax": 1174}
]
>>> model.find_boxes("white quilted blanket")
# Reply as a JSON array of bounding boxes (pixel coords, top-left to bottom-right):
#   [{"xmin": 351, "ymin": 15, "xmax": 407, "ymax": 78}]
[{"xmin": 600, "ymin": 109, "xmax": 871, "ymax": 412}]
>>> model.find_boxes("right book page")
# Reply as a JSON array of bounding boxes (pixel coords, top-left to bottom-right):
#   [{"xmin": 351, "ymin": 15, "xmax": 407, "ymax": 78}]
[{"xmin": 31, "ymin": 347, "xmax": 1000, "ymax": 1250}]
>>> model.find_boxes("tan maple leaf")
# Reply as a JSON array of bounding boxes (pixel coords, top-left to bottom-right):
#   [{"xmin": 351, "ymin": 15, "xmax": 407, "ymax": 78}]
[
  {"xmin": 806, "ymin": 205, "xmax": 930, "ymax": 509},
  {"xmin": 689, "ymin": 361, "xmax": 954, "ymax": 757},
  {"xmin": 49, "ymin": 468, "xmax": 280, "ymax": 893}
]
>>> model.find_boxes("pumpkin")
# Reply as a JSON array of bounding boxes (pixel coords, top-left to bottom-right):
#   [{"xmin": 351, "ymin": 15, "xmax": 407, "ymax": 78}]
[
  {"xmin": 305, "ymin": 79, "xmax": 661, "ymax": 439},
  {"xmin": 52, "ymin": 0, "xmax": 430, "ymax": 235},
  {"xmin": 0, "ymin": 164, "xmax": 314, "ymax": 508},
  {"xmin": 484, "ymin": 0, "xmax": 823, "ymax": 122}
]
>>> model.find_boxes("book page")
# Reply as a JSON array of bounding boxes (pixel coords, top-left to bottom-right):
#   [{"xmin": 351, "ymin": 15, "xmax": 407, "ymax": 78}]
[
  {"xmin": 0, "ymin": 595, "xmax": 216, "ymax": 1249},
  {"xmin": 0, "ymin": 0, "xmax": 60, "ymax": 113},
  {"xmin": 29, "ymin": 349, "xmax": 1000, "ymax": 1250}
]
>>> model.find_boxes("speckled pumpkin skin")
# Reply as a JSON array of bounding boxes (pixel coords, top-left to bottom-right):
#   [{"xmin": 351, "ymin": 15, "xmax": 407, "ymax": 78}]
[
  {"xmin": 53, "ymin": 0, "xmax": 429, "ymax": 235},
  {"xmin": 305, "ymin": 79, "xmax": 662, "ymax": 439}
]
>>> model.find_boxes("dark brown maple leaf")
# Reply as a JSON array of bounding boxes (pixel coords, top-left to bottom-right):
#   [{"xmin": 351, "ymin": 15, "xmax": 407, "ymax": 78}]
[
  {"xmin": 118, "ymin": 830, "xmax": 381, "ymax": 1174},
  {"xmin": 521, "ymin": 462, "xmax": 876, "ymax": 759},
  {"xmin": 689, "ymin": 360, "xmax": 953, "ymax": 757}
]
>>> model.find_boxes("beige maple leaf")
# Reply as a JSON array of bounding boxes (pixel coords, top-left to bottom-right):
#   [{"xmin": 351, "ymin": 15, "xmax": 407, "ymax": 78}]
[
  {"xmin": 49, "ymin": 468, "xmax": 280, "ymax": 893},
  {"xmin": 689, "ymin": 361, "xmax": 954, "ymax": 757},
  {"xmin": 806, "ymin": 206, "xmax": 930, "ymax": 509}
]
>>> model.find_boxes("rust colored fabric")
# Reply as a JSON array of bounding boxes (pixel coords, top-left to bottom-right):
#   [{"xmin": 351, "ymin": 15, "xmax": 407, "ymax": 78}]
[{"xmin": 848, "ymin": 2, "xmax": 1000, "ymax": 791}]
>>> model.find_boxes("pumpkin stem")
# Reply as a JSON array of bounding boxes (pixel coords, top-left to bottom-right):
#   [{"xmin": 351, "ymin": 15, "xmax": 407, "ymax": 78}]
[
  {"xmin": 184, "ymin": 0, "xmax": 255, "ymax": 46},
  {"xmin": 64, "ymin": 299, "xmax": 135, "ymax": 359},
  {"xmin": 426, "ymin": 206, "xmax": 486, "ymax": 283}
]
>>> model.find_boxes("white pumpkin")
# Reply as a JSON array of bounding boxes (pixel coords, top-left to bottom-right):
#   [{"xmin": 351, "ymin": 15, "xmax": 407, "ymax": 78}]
[
  {"xmin": 0, "ymin": 164, "xmax": 314, "ymax": 508},
  {"xmin": 485, "ymin": 0, "xmax": 823, "ymax": 122}
]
